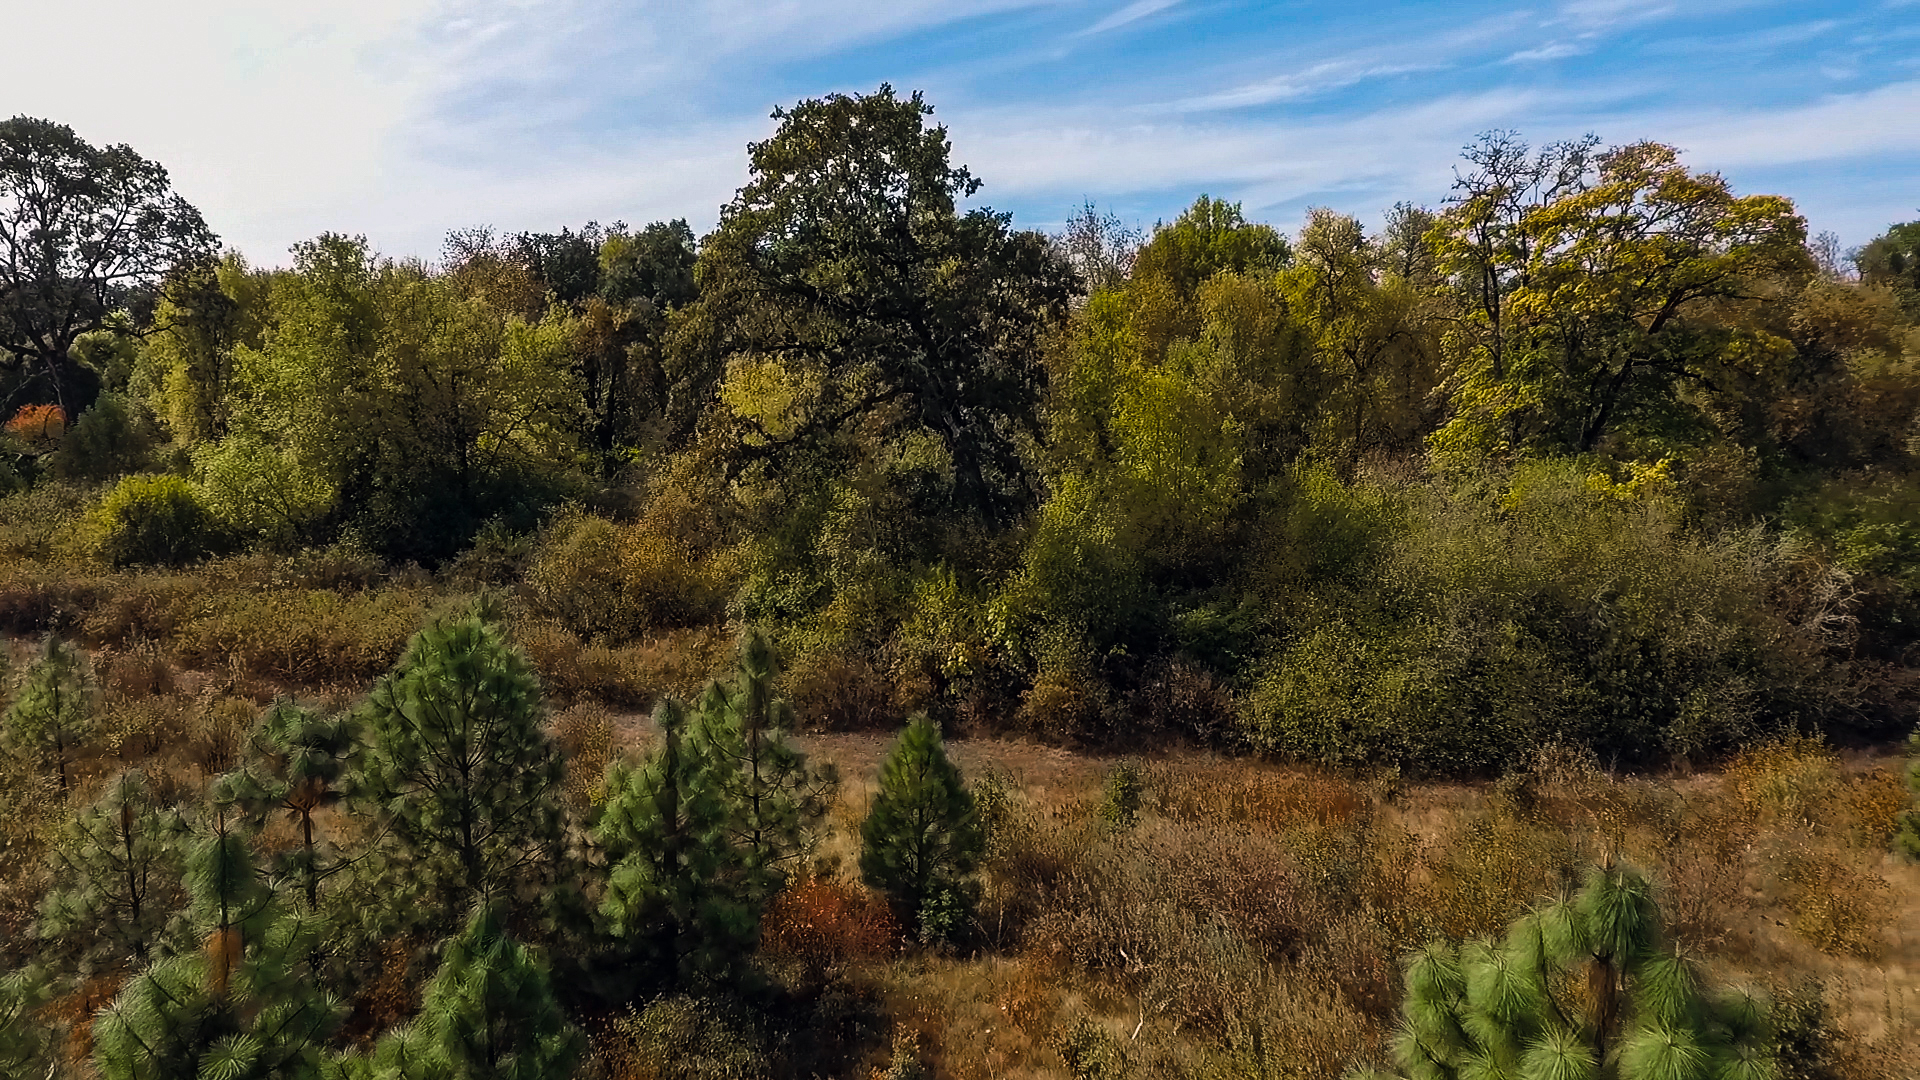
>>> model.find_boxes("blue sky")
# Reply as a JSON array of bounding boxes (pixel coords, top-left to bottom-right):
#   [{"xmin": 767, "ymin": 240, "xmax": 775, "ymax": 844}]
[{"xmin": 5, "ymin": 0, "xmax": 1916, "ymax": 262}]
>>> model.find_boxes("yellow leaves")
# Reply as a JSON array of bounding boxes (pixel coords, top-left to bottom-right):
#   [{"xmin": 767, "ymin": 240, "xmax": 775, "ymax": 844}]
[
  {"xmin": 1582, "ymin": 456, "xmax": 1676, "ymax": 503},
  {"xmin": 720, "ymin": 355, "xmax": 821, "ymax": 442}
]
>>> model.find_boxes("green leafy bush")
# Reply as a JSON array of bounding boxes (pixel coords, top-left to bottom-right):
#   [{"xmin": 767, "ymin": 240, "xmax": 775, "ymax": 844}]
[
  {"xmin": 87, "ymin": 473, "xmax": 224, "ymax": 567},
  {"xmin": 1247, "ymin": 463, "xmax": 1845, "ymax": 773}
]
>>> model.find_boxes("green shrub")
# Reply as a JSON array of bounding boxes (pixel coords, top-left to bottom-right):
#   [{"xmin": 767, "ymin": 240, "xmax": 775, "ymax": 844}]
[
  {"xmin": 48, "ymin": 393, "xmax": 155, "ymax": 482},
  {"xmin": 88, "ymin": 474, "xmax": 223, "ymax": 568},
  {"xmin": 1097, "ymin": 758, "xmax": 1145, "ymax": 829},
  {"xmin": 1897, "ymin": 727, "xmax": 1920, "ymax": 860},
  {"xmin": 0, "ymin": 481, "xmax": 93, "ymax": 561},
  {"xmin": 1246, "ymin": 462, "xmax": 1840, "ymax": 772}
]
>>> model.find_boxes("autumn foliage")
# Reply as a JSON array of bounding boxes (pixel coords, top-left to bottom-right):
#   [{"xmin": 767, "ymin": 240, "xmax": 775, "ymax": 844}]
[{"xmin": 4, "ymin": 404, "xmax": 64, "ymax": 445}]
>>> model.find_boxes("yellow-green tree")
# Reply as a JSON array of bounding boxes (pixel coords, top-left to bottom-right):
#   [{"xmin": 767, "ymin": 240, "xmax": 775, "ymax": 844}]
[{"xmin": 1430, "ymin": 136, "xmax": 1808, "ymax": 462}]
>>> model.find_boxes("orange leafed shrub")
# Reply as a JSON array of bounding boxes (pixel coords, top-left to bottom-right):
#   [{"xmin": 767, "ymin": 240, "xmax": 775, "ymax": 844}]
[
  {"xmin": 5, "ymin": 404, "xmax": 65, "ymax": 444},
  {"xmin": 760, "ymin": 876, "xmax": 899, "ymax": 970}
]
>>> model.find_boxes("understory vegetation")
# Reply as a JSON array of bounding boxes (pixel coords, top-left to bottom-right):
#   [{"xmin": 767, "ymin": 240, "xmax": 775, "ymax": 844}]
[{"xmin": 2, "ymin": 86, "xmax": 1920, "ymax": 1077}]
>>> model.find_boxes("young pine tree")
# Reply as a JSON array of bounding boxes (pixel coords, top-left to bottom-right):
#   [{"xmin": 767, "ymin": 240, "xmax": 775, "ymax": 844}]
[
  {"xmin": 37, "ymin": 769, "xmax": 191, "ymax": 974},
  {"xmin": 356, "ymin": 902, "xmax": 583, "ymax": 1080},
  {"xmin": 0, "ymin": 966, "xmax": 55, "ymax": 1080},
  {"xmin": 1349, "ymin": 862, "xmax": 1776, "ymax": 1080},
  {"xmin": 218, "ymin": 700, "xmax": 360, "ymax": 911},
  {"xmin": 92, "ymin": 811, "xmax": 345, "ymax": 1080},
  {"xmin": 353, "ymin": 615, "xmax": 567, "ymax": 931},
  {"xmin": 858, "ymin": 717, "xmax": 984, "ymax": 944},
  {"xmin": 698, "ymin": 629, "xmax": 836, "ymax": 907},
  {"xmin": 1, "ymin": 635, "xmax": 94, "ymax": 794},
  {"xmin": 594, "ymin": 696, "xmax": 755, "ymax": 988}
]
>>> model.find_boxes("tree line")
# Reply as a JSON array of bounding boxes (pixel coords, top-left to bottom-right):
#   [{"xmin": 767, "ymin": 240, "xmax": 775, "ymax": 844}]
[{"xmin": 4, "ymin": 86, "xmax": 1920, "ymax": 774}]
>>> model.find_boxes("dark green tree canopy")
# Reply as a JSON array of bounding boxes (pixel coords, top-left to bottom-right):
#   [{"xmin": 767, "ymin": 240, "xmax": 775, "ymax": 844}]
[
  {"xmin": 690, "ymin": 84, "xmax": 1078, "ymax": 522},
  {"xmin": 1131, "ymin": 194, "xmax": 1291, "ymax": 298},
  {"xmin": 0, "ymin": 116, "xmax": 219, "ymax": 415}
]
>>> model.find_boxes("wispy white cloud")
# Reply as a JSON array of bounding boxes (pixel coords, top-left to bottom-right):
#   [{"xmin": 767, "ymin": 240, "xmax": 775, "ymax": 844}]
[
  {"xmin": 1552, "ymin": 0, "xmax": 1675, "ymax": 31},
  {"xmin": 1644, "ymin": 18, "xmax": 1838, "ymax": 56},
  {"xmin": 1083, "ymin": 0, "xmax": 1180, "ymax": 36},
  {"xmin": 1506, "ymin": 41, "xmax": 1587, "ymax": 62},
  {"xmin": 1658, "ymin": 80, "xmax": 1920, "ymax": 168},
  {"xmin": 1161, "ymin": 60, "xmax": 1440, "ymax": 111}
]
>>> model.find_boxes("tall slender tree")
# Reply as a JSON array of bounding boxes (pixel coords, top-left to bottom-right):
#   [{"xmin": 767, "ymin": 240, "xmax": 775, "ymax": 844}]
[
  {"xmin": 698, "ymin": 629, "xmax": 836, "ymax": 907},
  {"xmin": 595, "ymin": 696, "xmax": 753, "ymax": 987},
  {"xmin": 218, "ymin": 700, "xmax": 360, "ymax": 912}
]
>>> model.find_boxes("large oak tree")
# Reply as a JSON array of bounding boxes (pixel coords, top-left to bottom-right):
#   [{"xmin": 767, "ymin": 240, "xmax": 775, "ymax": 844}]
[{"xmin": 0, "ymin": 117, "xmax": 218, "ymax": 417}]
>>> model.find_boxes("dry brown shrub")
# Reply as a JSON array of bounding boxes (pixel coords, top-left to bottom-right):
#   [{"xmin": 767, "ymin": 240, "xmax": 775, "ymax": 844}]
[
  {"xmin": 553, "ymin": 702, "xmax": 614, "ymax": 810},
  {"xmin": 79, "ymin": 575, "xmax": 198, "ymax": 645},
  {"xmin": 1421, "ymin": 812, "xmax": 1581, "ymax": 939},
  {"xmin": 344, "ymin": 938, "xmax": 422, "ymax": 1045},
  {"xmin": 1650, "ymin": 798, "xmax": 1753, "ymax": 951},
  {"xmin": 173, "ymin": 588, "xmax": 424, "ymax": 683},
  {"xmin": 0, "ymin": 563, "xmax": 109, "ymax": 636},
  {"xmin": 1147, "ymin": 760, "xmax": 1366, "ymax": 831},
  {"xmin": 786, "ymin": 650, "xmax": 900, "ymax": 731},
  {"xmin": 1728, "ymin": 736, "xmax": 1843, "ymax": 830},
  {"xmin": 0, "ymin": 755, "xmax": 59, "ymax": 953},
  {"xmin": 1018, "ymin": 665, "xmax": 1110, "ymax": 744},
  {"xmin": 761, "ymin": 876, "xmax": 899, "ymax": 977},
  {"xmin": 45, "ymin": 972, "xmax": 125, "ymax": 1071},
  {"xmin": 98, "ymin": 640, "xmax": 175, "ymax": 698},
  {"xmin": 1141, "ymin": 658, "xmax": 1239, "ymax": 743},
  {"xmin": 96, "ymin": 692, "xmax": 193, "ymax": 762},
  {"xmin": 516, "ymin": 619, "xmax": 655, "ymax": 706},
  {"xmin": 1839, "ymin": 766, "xmax": 1907, "ymax": 845},
  {"xmin": 185, "ymin": 694, "xmax": 259, "ymax": 776},
  {"xmin": 1777, "ymin": 846, "xmax": 1893, "ymax": 958},
  {"xmin": 620, "ymin": 627, "xmax": 733, "ymax": 704},
  {"xmin": 1194, "ymin": 970, "xmax": 1383, "ymax": 1080}
]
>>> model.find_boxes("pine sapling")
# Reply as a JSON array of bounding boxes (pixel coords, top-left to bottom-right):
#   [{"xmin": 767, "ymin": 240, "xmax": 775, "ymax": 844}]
[
  {"xmin": 1352, "ymin": 862, "xmax": 1777, "ymax": 1080},
  {"xmin": 92, "ymin": 816, "xmax": 345, "ymax": 1080},
  {"xmin": 859, "ymin": 716, "xmax": 984, "ymax": 944},
  {"xmin": 356, "ymin": 902, "xmax": 582, "ymax": 1080},
  {"xmin": 352, "ymin": 615, "xmax": 567, "ymax": 933},
  {"xmin": 595, "ymin": 696, "xmax": 756, "ymax": 988},
  {"xmin": 218, "ymin": 699, "xmax": 361, "ymax": 911},
  {"xmin": 698, "ymin": 629, "xmax": 837, "ymax": 907},
  {"xmin": 2, "ymin": 635, "xmax": 94, "ymax": 794},
  {"xmin": 36, "ymin": 769, "xmax": 190, "ymax": 975}
]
